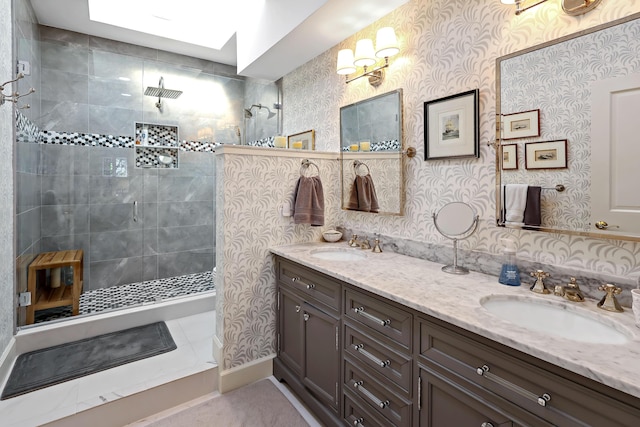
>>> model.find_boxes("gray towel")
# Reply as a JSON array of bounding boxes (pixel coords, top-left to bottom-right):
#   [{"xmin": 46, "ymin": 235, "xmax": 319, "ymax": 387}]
[
  {"xmin": 524, "ymin": 186, "xmax": 541, "ymax": 226},
  {"xmin": 293, "ymin": 176, "xmax": 324, "ymax": 226},
  {"xmin": 347, "ymin": 174, "xmax": 380, "ymax": 213}
]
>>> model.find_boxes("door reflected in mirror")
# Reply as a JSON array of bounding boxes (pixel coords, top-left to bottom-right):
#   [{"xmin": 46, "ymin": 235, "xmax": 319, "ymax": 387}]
[{"xmin": 340, "ymin": 89, "xmax": 404, "ymax": 215}]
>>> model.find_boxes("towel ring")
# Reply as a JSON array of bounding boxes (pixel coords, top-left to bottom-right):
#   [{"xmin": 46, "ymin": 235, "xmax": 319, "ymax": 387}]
[
  {"xmin": 353, "ymin": 160, "xmax": 370, "ymax": 176},
  {"xmin": 300, "ymin": 159, "xmax": 320, "ymax": 177}
]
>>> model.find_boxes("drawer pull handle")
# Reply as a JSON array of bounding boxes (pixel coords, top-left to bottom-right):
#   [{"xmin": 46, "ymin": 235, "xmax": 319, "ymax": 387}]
[
  {"xmin": 354, "ymin": 417, "xmax": 364, "ymax": 427},
  {"xmin": 476, "ymin": 364, "xmax": 551, "ymax": 408},
  {"xmin": 353, "ymin": 306, "xmax": 391, "ymax": 327},
  {"xmin": 481, "ymin": 423, "xmax": 494, "ymax": 427},
  {"xmin": 303, "ymin": 313, "xmax": 310, "ymax": 321},
  {"xmin": 353, "ymin": 344, "xmax": 390, "ymax": 368},
  {"xmin": 353, "ymin": 380, "xmax": 390, "ymax": 409},
  {"xmin": 292, "ymin": 277, "xmax": 316, "ymax": 290},
  {"xmin": 295, "ymin": 305, "xmax": 301, "ymax": 313}
]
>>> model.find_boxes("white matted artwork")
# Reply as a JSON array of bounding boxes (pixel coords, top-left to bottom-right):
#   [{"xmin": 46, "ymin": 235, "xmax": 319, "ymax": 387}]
[
  {"xmin": 501, "ymin": 144, "xmax": 518, "ymax": 170},
  {"xmin": 525, "ymin": 140, "xmax": 568, "ymax": 170},
  {"xmin": 424, "ymin": 89, "xmax": 479, "ymax": 160},
  {"xmin": 502, "ymin": 109, "xmax": 540, "ymax": 140}
]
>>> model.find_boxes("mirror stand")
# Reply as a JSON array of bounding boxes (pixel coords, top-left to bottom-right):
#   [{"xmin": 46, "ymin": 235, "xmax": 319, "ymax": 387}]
[{"xmin": 433, "ymin": 202, "xmax": 480, "ymax": 275}]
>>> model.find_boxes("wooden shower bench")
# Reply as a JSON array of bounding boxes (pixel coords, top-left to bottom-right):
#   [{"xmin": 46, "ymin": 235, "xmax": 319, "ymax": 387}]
[{"xmin": 26, "ymin": 250, "xmax": 83, "ymax": 325}]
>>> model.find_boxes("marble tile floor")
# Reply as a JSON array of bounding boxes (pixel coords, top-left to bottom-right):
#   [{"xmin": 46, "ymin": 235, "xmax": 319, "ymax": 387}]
[
  {"xmin": 35, "ymin": 271, "xmax": 215, "ymax": 324},
  {"xmin": 0, "ymin": 310, "xmax": 217, "ymax": 427}
]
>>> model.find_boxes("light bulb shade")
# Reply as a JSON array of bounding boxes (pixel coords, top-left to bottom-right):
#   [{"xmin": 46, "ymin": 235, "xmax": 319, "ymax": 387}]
[
  {"xmin": 375, "ymin": 27, "xmax": 399, "ymax": 58},
  {"xmin": 353, "ymin": 39, "xmax": 376, "ymax": 67},
  {"xmin": 336, "ymin": 49, "xmax": 356, "ymax": 75}
]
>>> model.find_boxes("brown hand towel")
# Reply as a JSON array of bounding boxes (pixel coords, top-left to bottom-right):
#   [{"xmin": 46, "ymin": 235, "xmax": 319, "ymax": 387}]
[
  {"xmin": 293, "ymin": 176, "xmax": 324, "ymax": 226},
  {"xmin": 347, "ymin": 175, "xmax": 379, "ymax": 213},
  {"xmin": 524, "ymin": 186, "xmax": 541, "ymax": 226}
]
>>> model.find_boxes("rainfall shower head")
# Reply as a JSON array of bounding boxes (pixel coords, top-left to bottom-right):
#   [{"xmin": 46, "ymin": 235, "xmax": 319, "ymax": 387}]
[{"xmin": 145, "ymin": 77, "xmax": 182, "ymax": 110}]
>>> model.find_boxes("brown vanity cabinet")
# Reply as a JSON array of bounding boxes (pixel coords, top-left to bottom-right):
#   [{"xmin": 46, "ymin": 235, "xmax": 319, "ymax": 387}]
[
  {"xmin": 274, "ymin": 259, "xmax": 342, "ymax": 426},
  {"xmin": 274, "ymin": 256, "xmax": 640, "ymax": 427}
]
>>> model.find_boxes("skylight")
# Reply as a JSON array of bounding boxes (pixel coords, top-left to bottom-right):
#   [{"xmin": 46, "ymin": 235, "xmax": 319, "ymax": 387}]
[{"xmin": 88, "ymin": 0, "xmax": 263, "ymax": 50}]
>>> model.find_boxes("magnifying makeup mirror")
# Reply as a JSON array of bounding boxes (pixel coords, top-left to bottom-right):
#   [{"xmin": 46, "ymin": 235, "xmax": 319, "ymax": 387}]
[{"xmin": 433, "ymin": 202, "xmax": 479, "ymax": 274}]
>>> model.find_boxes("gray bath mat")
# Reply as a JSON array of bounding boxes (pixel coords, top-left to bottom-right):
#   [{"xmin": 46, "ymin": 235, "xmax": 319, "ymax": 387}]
[{"xmin": 1, "ymin": 322, "xmax": 176, "ymax": 400}]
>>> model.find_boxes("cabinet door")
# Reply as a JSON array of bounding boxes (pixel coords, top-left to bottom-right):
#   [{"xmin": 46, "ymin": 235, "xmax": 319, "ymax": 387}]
[
  {"xmin": 278, "ymin": 287, "xmax": 304, "ymax": 376},
  {"xmin": 302, "ymin": 302, "xmax": 340, "ymax": 410},
  {"xmin": 419, "ymin": 367, "xmax": 513, "ymax": 427}
]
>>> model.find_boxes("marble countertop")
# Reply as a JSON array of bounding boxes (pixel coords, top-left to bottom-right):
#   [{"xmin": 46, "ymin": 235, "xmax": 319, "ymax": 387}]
[{"xmin": 271, "ymin": 242, "xmax": 640, "ymax": 400}]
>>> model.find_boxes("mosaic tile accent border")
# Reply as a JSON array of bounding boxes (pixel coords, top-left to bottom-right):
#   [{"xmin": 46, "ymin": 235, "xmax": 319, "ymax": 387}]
[
  {"xmin": 34, "ymin": 271, "xmax": 215, "ymax": 324},
  {"xmin": 341, "ymin": 139, "xmax": 400, "ymax": 151},
  {"xmin": 246, "ymin": 136, "xmax": 275, "ymax": 148},
  {"xmin": 16, "ymin": 111, "xmax": 39, "ymax": 143}
]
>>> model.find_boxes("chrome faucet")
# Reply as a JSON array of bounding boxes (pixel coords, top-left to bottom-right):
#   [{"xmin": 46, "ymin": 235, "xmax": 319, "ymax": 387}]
[{"xmin": 530, "ymin": 270, "xmax": 551, "ymax": 294}]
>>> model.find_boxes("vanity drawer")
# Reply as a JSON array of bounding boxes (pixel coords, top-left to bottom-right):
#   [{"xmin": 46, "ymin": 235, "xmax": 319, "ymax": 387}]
[
  {"xmin": 345, "ymin": 288, "xmax": 412, "ymax": 350},
  {"xmin": 345, "ymin": 359, "xmax": 412, "ymax": 427},
  {"xmin": 278, "ymin": 259, "xmax": 340, "ymax": 312},
  {"xmin": 419, "ymin": 317, "xmax": 640, "ymax": 427},
  {"xmin": 344, "ymin": 323, "xmax": 412, "ymax": 394},
  {"xmin": 344, "ymin": 391, "xmax": 389, "ymax": 427}
]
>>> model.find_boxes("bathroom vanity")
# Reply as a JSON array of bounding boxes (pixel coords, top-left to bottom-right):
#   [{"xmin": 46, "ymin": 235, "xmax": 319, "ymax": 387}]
[{"xmin": 271, "ymin": 243, "xmax": 640, "ymax": 427}]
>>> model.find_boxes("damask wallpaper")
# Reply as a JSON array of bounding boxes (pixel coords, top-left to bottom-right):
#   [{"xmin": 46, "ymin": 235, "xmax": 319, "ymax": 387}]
[{"xmin": 217, "ymin": 0, "xmax": 640, "ymax": 370}]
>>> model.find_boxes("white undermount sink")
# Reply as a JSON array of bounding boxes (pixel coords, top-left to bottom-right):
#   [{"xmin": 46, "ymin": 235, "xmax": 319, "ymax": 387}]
[
  {"xmin": 480, "ymin": 295, "xmax": 632, "ymax": 345},
  {"xmin": 310, "ymin": 248, "xmax": 367, "ymax": 261}
]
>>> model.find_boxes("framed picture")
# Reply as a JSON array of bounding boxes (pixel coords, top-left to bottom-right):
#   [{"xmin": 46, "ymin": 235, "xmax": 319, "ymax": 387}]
[
  {"xmin": 501, "ymin": 144, "xmax": 518, "ymax": 170},
  {"xmin": 502, "ymin": 109, "xmax": 540, "ymax": 140},
  {"xmin": 424, "ymin": 89, "xmax": 479, "ymax": 160},
  {"xmin": 525, "ymin": 140, "xmax": 568, "ymax": 170},
  {"xmin": 287, "ymin": 130, "xmax": 315, "ymax": 150}
]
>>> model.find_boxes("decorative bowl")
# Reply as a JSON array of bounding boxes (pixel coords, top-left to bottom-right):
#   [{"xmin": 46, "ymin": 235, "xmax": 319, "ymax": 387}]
[{"xmin": 322, "ymin": 230, "xmax": 343, "ymax": 243}]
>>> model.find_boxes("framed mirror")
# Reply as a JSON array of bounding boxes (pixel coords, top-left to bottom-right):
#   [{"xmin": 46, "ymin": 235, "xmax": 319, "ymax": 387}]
[
  {"xmin": 496, "ymin": 13, "xmax": 640, "ymax": 242},
  {"xmin": 340, "ymin": 89, "xmax": 404, "ymax": 215}
]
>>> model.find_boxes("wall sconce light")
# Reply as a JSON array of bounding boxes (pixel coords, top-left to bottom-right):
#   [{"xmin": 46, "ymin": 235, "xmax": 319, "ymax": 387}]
[
  {"xmin": 336, "ymin": 27, "xmax": 399, "ymax": 87},
  {"xmin": 501, "ymin": 0, "xmax": 603, "ymax": 15}
]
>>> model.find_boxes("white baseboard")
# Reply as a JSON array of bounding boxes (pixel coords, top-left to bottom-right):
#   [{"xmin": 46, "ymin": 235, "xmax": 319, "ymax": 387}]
[{"xmin": 218, "ymin": 354, "xmax": 275, "ymax": 394}]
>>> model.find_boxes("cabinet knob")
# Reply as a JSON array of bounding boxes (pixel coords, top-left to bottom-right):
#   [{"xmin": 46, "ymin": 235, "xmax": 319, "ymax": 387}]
[
  {"xmin": 303, "ymin": 313, "xmax": 310, "ymax": 321},
  {"xmin": 295, "ymin": 305, "xmax": 301, "ymax": 313},
  {"xmin": 481, "ymin": 423, "xmax": 494, "ymax": 427},
  {"xmin": 353, "ymin": 417, "xmax": 364, "ymax": 427}
]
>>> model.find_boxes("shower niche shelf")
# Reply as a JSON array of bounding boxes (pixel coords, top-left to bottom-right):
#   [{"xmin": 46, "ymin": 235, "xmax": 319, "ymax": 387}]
[{"xmin": 134, "ymin": 122, "xmax": 179, "ymax": 169}]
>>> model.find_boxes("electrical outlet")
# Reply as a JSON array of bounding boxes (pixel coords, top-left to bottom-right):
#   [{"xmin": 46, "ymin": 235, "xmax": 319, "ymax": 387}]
[{"xmin": 19, "ymin": 292, "xmax": 31, "ymax": 307}]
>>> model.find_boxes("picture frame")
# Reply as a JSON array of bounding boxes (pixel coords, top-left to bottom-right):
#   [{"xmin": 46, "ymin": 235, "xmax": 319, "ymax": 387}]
[
  {"xmin": 424, "ymin": 89, "xmax": 479, "ymax": 160},
  {"xmin": 501, "ymin": 144, "xmax": 518, "ymax": 170},
  {"xmin": 287, "ymin": 130, "xmax": 315, "ymax": 150},
  {"xmin": 525, "ymin": 140, "xmax": 568, "ymax": 170},
  {"xmin": 501, "ymin": 109, "xmax": 540, "ymax": 140}
]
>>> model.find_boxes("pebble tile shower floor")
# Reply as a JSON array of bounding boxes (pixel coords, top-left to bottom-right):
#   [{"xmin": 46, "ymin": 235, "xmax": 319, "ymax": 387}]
[{"xmin": 34, "ymin": 271, "xmax": 215, "ymax": 324}]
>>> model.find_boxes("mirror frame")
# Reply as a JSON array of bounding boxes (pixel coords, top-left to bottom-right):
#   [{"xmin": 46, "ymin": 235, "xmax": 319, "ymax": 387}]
[
  {"xmin": 340, "ymin": 88, "xmax": 405, "ymax": 216},
  {"xmin": 495, "ymin": 12, "xmax": 640, "ymax": 243}
]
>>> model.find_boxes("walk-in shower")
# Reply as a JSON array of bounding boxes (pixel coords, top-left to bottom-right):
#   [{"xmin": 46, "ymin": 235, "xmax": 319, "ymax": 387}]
[
  {"xmin": 243, "ymin": 102, "xmax": 281, "ymax": 145},
  {"xmin": 144, "ymin": 76, "xmax": 183, "ymax": 111}
]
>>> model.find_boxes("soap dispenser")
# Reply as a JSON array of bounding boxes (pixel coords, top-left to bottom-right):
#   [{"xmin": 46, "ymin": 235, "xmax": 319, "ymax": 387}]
[{"xmin": 499, "ymin": 238, "xmax": 521, "ymax": 286}]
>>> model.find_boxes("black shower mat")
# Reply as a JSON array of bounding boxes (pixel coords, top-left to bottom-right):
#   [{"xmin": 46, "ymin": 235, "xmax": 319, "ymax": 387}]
[{"xmin": 1, "ymin": 321, "xmax": 176, "ymax": 400}]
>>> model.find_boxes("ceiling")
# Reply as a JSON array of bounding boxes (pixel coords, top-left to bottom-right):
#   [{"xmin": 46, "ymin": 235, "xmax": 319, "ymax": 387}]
[{"xmin": 30, "ymin": 0, "xmax": 409, "ymax": 81}]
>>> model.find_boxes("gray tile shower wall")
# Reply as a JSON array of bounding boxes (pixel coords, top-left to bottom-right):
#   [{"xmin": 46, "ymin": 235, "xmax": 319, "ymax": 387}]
[{"xmin": 36, "ymin": 143, "xmax": 216, "ymax": 291}]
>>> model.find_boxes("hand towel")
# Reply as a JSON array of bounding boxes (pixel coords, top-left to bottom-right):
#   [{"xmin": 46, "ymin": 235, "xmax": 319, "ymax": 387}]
[
  {"xmin": 504, "ymin": 184, "xmax": 528, "ymax": 225},
  {"xmin": 524, "ymin": 186, "xmax": 542, "ymax": 226},
  {"xmin": 292, "ymin": 176, "xmax": 324, "ymax": 226},
  {"xmin": 347, "ymin": 175, "xmax": 380, "ymax": 213}
]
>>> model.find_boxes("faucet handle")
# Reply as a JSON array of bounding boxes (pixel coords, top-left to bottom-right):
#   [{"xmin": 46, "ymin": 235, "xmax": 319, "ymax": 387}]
[
  {"xmin": 372, "ymin": 238, "xmax": 383, "ymax": 253},
  {"xmin": 348, "ymin": 234, "xmax": 359, "ymax": 247},
  {"xmin": 597, "ymin": 284, "xmax": 624, "ymax": 312},
  {"xmin": 529, "ymin": 270, "xmax": 551, "ymax": 294}
]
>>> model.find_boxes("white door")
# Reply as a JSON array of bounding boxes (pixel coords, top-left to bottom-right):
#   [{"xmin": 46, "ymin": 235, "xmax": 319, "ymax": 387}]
[{"xmin": 591, "ymin": 73, "xmax": 640, "ymax": 234}]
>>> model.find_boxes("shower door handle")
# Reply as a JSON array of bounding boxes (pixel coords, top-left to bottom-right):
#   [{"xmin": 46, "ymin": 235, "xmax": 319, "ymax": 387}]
[{"xmin": 133, "ymin": 201, "xmax": 138, "ymax": 223}]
